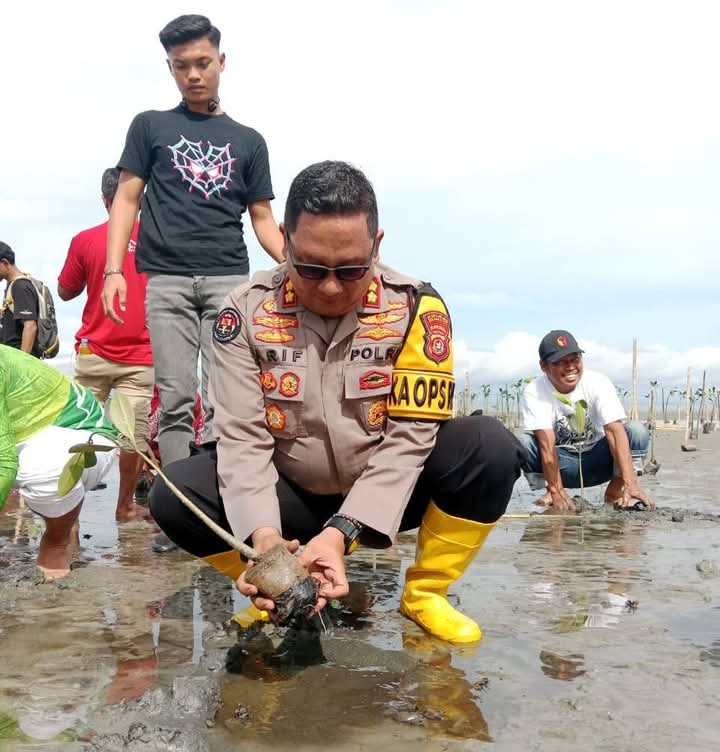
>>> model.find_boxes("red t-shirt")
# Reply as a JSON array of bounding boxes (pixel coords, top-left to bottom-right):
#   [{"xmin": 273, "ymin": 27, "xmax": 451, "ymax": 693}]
[{"xmin": 58, "ymin": 221, "xmax": 153, "ymax": 365}]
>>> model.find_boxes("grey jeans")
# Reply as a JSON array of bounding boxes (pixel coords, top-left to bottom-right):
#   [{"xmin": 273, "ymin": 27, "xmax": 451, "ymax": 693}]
[{"xmin": 145, "ymin": 273, "xmax": 248, "ymax": 465}]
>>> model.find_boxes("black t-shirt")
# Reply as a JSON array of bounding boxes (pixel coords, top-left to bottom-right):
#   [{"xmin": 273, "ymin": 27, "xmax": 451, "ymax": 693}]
[
  {"xmin": 118, "ymin": 106, "xmax": 275, "ymax": 276},
  {"xmin": 1, "ymin": 278, "xmax": 39, "ymax": 354}
]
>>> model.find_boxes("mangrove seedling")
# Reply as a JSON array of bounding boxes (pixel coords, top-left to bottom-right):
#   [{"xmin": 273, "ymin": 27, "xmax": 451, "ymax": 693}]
[
  {"xmin": 552, "ymin": 391, "xmax": 589, "ymax": 500},
  {"xmin": 59, "ymin": 393, "xmax": 318, "ymax": 623}
]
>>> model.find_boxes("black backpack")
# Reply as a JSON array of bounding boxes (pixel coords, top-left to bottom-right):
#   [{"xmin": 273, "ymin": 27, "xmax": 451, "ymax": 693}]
[{"xmin": 7, "ymin": 276, "xmax": 60, "ymax": 359}]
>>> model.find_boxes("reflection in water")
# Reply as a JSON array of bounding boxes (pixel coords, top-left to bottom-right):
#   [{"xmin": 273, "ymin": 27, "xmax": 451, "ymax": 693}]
[
  {"xmin": 539, "ymin": 650, "xmax": 586, "ymax": 681},
  {"xmin": 400, "ymin": 632, "xmax": 491, "ymax": 741},
  {"xmin": 518, "ymin": 516, "xmax": 650, "ymax": 633}
]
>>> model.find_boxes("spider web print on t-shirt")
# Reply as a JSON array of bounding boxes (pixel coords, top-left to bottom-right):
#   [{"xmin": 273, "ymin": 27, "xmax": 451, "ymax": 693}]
[{"xmin": 167, "ymin": 136, "xmax": 236, "ymax": 200}]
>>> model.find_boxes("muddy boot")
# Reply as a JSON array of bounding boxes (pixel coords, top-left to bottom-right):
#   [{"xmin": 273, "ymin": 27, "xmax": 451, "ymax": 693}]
[
  {"xmin": 202, "ymin": 550, "xmax": 269, "ymax": 627},
  {"xmin": 400, "ymin": 501, "xmax": 495, "ymax": 643},
  {"xmin": 152, "ymin": 531, "xmax": 178, "ymax": 553}
]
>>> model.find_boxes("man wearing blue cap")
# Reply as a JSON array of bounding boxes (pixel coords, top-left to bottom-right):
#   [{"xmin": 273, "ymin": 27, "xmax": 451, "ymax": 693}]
[{"xmin": 519, "ymin": 329, "xmax": 653, "ymax": 512}]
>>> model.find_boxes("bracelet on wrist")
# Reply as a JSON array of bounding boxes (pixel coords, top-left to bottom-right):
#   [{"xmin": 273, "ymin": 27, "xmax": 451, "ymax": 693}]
[{"xmin": 103, "ymin": 268, "xmax": 124, "ymax": 278}]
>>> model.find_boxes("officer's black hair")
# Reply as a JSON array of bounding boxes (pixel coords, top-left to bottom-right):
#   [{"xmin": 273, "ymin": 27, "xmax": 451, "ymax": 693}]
[
  {"xmin": 159, "ymin": 14, "xmax": 221, "ymax": 52},
  {"xmin": 284, "ymin": 161, "xmax": 379, "ymax": 237},
  {"xmin": 0, "ymin": 242, "xmax": 15, "ymax": 265}
]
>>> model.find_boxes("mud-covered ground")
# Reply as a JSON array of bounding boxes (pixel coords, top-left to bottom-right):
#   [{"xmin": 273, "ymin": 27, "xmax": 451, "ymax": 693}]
[{"xmin": 1, "ymin": 428, "xmax": 719, "ymax": 751}]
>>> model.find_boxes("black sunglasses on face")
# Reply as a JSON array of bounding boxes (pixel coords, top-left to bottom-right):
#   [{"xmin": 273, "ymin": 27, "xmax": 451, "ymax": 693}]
[{"xmin": 285, "ymin": 237, "xmax": 376, "ymax": 282}]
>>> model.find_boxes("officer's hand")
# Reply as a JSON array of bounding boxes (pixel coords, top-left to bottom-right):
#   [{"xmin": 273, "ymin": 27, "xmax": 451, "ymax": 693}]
[
  {"xmin": 614, "ymin": 484, "xmax": 655, "ymax": 510},
  {"xmin": 237, "ymin": 527, "xmax": 300, "ymax": 616},
  {"xmin": 299, "ymin": 527, "xmax": 350, "ymax": 614},
  {"xmin": 534, "ymin": 488, "xmax": 576, "ymax": 513}
]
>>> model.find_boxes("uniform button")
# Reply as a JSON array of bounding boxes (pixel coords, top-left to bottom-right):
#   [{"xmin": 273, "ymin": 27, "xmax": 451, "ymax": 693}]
[{"xmin": 272, "ymin": 273, "xmax": 283, "ymax": 284}]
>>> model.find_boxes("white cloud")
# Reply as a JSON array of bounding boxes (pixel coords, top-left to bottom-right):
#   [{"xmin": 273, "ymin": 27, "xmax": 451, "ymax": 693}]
[
  {"xmin": 2, "ymin": 0, "xmax": 719, "ymax": 358},
  {"xmin": 455, "ymin": 332, "xmax": 720, "ymax": 387}
]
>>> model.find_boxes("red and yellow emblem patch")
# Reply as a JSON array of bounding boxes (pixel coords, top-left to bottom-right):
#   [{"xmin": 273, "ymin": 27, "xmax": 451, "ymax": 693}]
[
  {"xmin": 260, "ymin": 372, "xmax": 277, "ymax": 391},
  {"xmin": 387, "ymin": 300, "xmax": 408, "ymax": 311},
  {"xmin": 255, "ymin": 330, "xmax": 296, "ymax": 344},
  {"xmin": 358, "ymin": 326, "xmax": 403, "ymax": 341},
  {"xmin": 359, "ymin": 370, "xmax": 391, "ymax": 390},
  {"xmin": 420, "ymin": 310, "xmax": 450, "ymax": 364},
  {"xmin": 261, "ymin": 299, "xmax": 278, "ymax": 314},
  {"xmin": 278, "ymin": 372, "xmax": 300, "ymax": 398},
  {"xmin": 265, "ymin": 404, "xmax": 287, "ymax": 431},
  {"xmin": 362, "ymin": 276, "xmax": 381, "ymax": 309},
  {"xmin": 556, "ymin": 335, "xmax": 568, "ymax": 347},
  {"xmin": 358, "ymin": 311, "xmax": 405, "ymax": 326},
  {"xmin": 367, "ymin": 399, "xmax": 388, "ymax": 427}
]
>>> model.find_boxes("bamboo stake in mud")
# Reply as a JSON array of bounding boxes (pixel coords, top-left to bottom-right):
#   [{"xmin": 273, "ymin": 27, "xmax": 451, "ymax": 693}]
[
  {"xmin": 630, "ymin": 338, "xmax": 639, "ymax": 421},
  {"xmin": 681, "ymin": 366, "xmax": 696, "ymax": 452}
]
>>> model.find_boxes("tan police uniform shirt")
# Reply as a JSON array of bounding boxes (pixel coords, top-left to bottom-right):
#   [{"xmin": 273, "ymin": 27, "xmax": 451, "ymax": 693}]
[{"xmin": 209, "ymin": 262, "xmax": 444, "ymax": 545}]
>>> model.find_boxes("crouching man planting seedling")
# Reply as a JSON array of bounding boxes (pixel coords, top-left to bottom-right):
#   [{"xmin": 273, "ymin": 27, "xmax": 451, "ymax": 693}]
[
  {"xmin": 518, "ymin": 330, "xmax": 654, "ymax": 513},
  {"xmin": 0, "ymin": 345, "xmax": 117, "ymax": 579}
]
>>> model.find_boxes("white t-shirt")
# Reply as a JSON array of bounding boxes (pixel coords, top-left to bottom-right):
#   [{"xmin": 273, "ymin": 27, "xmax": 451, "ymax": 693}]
[{"xmin": 521, "ymin": 369, "xmax": 626, "ymax": 451}]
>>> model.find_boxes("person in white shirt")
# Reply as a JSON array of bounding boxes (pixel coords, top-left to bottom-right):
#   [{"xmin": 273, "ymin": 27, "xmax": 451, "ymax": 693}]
[{"xmin": 519, "ymin": 329, "xmax": 654, "ymax": 512}]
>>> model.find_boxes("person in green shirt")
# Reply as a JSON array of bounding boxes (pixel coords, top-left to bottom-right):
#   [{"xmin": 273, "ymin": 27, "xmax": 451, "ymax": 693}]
[{"xmin": 0, "ymin": 345, "xmax": 118, "ymax": 578}]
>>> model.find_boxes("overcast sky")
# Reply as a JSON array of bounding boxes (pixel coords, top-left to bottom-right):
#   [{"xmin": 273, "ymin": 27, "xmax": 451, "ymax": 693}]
[{"xmin": 2, "ymin": 0, "xmax": 718, "ymax": 389}]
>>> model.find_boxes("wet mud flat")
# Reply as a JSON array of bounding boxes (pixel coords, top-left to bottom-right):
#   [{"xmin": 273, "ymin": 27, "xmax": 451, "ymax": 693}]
[{"xmin": 1, "ymin": 429, "xmax": 719, "ymax": 751}]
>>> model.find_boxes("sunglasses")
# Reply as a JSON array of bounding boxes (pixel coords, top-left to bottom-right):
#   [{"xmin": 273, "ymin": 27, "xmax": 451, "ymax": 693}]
[{"xmin": 285, "ymin": 237, "xmax": 376, "ymax": 282}]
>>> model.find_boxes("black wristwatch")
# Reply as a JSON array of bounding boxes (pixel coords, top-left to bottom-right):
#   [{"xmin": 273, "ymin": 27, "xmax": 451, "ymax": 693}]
[{"xmin": 323, "ymin": 513, "xmax": 364, "ymax": 555}]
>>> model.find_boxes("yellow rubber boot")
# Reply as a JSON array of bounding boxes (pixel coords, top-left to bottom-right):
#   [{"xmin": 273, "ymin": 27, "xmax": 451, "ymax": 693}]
[
  {"xmin": 202, "ymin": 550, "xmax": 269, "ymax": 627},
  {"xmin": 399, "ymin": 502, "xmax": 495, "ymax": 643}
]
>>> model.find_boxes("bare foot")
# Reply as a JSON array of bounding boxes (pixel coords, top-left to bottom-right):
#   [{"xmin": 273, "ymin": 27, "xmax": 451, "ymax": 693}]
[
  {"xmin": 37, "ymin": 537, "xmax": 72, "ymax": 579},
  {"xmin": 116, "ymin": 503, "xmax": 153, "ymax": 523},
  {"xmin": 38, "ymin": 565, "xmax": 71, "ymax": 581}
]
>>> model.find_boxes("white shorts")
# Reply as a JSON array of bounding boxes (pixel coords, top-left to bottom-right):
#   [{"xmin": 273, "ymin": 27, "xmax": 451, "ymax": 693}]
[{"xmin": 14, "ymin": 426, "xmax": 117, "ymax": 518}]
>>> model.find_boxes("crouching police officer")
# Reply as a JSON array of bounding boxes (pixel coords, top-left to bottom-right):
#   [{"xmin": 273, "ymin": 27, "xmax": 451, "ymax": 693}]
[{"xmin": 150, "ymin": 161, "xmax": 526, "ymax": 643}]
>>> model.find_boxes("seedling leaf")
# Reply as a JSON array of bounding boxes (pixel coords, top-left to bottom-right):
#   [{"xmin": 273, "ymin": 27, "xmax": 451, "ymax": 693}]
[
  {"xmin": 58, "ymin": 453, "xmax": 85, "ymax": 496},
  {"xmin": 109, "ymin": 393, "xmax": 136, "ymax": 445}
]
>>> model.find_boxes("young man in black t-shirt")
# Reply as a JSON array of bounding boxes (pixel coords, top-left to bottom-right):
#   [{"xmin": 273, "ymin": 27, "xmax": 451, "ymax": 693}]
[
  {"xmin": 102, "ymin": 15, "xmax": 284, "ymax": 481},
  {"xmin": 0, "ymin": 243, "xmax": 40, "ymax": 357}
]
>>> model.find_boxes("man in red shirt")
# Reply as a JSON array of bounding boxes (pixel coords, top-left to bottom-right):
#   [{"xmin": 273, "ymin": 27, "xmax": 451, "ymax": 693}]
[{"xmin": 58, "ymin": 168, "xmax": 154, "ymax": 522}]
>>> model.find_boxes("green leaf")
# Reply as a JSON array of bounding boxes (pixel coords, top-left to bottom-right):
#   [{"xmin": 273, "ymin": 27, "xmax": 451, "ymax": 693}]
[
  {"xmin": 68, "ymin": 442, "xmax": 115, "ymax": 454},
  {"xmin": 522, "ymin": 376, "xmax": 535, "ymax": 384},
  {"xmin": 109, "ymin": 392, "xmax": 137, "ymax": 445},
  {"xmin": 83, "ymin": 452, "xmax": 97, "ymax": 468},
  {"xmin": 572, "ymin": 401, "xmax": 587, "ymax": 434},
  {"xmin": 58, "ymin": 453, "xmax": 85, "ymax": 496},
  {"xmin": 552, "ymin": 390, "xmax": 574, "ymax": 407}
]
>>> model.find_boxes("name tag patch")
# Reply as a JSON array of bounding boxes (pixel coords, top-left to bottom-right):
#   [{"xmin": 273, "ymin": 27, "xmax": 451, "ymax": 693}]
[{"xmin": 388, "ymin": 370, "xmax": 455, "ymax": 420}]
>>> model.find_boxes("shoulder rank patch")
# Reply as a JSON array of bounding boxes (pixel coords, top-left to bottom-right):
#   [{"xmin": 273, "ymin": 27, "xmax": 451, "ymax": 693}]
[
  {"xmin": 362, "ymin": 276, "xmax": 381, "ymax": 308},
  {"xmin": 281, "ymin": 277, "xmax": 297, "ymax": 308},
  {"xmin": 387, "ymin": 287, "xmax": 454, "ymax": 421},
  {"xmin": 278, "ymin": 372, "xmax": 300, "ymax": 398},
  {"xmin": 265, "ymin": 404, "xmax": 287, "ymax": 431},
  {"xmin": 213, "ymin": 307, "xmax": 242, "ymax": 343}
]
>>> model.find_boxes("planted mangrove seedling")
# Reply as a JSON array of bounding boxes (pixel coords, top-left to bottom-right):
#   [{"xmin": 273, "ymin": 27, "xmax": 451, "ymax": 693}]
[
  {"xmin": 552, "ymin": 391, "xmax": 589, "ymax": 499},
  {"xmin": 67, "ymin": 392, "xmax": 318, "ymax": 623}
]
